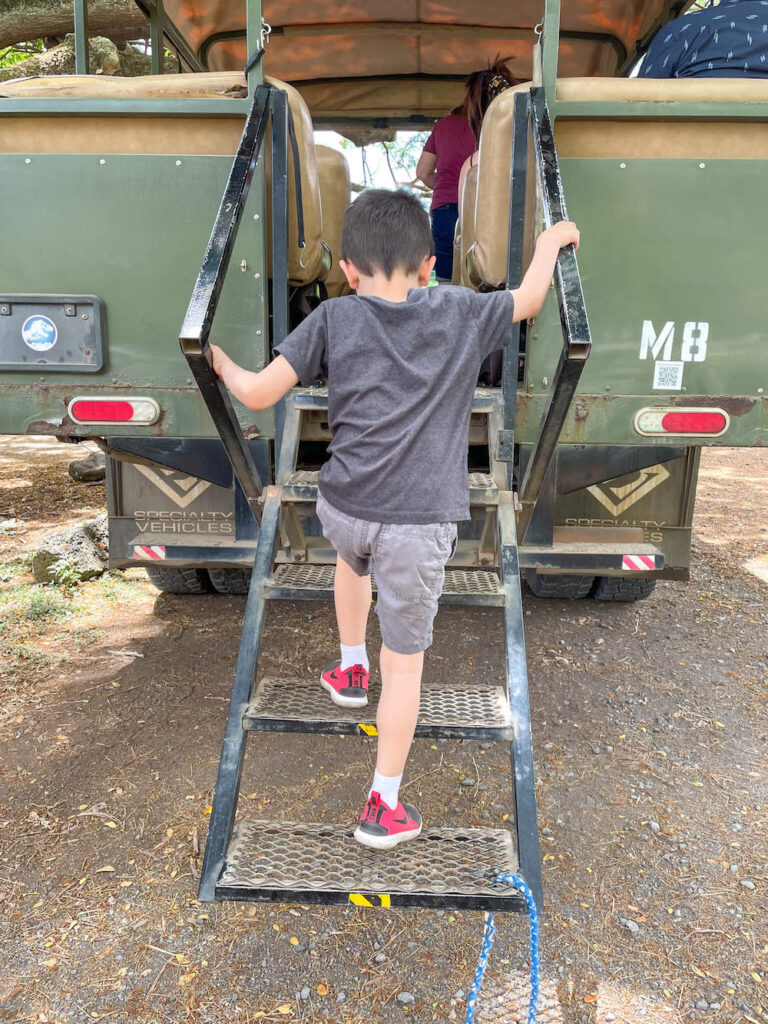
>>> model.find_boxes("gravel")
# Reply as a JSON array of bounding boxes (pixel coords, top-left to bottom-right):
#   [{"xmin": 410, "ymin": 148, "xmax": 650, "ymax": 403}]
[
  {"xmin": 618, "ymin": 917, "xmax": 641, "ymax": 936},
  {"xmin": 397, "ymin": 992, "xmax": 415, "ymax": 1005}
]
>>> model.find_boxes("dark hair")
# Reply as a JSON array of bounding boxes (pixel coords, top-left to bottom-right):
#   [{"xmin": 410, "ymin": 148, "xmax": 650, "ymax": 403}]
[
  {"xmin": 453, "ymin": 56, "xmax": 522, "ymax": 141},
  {"xmin": 341, "ymin": 189, "xmax": 433, "ymax": 279}
]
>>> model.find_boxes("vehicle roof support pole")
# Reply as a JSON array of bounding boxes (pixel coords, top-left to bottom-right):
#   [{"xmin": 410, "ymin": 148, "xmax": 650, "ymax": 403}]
[
  {"xmin": 149, "ymin": 3, "xmax": 163, "ymax": 75},
  {"xmin": 246, "ymin": 0, "xmax": 265, "ymax": 94},
  {"xmin": 540, "ymin": 0, "xmax": 561, "ymax": 103},
  {"xmin": 73, "ymin": 0, "xmax": 89, "ymax": 75}
]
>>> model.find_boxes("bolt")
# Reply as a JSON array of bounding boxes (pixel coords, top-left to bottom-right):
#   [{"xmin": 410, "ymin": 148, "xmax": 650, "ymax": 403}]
[
  {"xmin": 254, "ymin": 272, "xmax": 261, "ymax": 279},
  {"xmin": 240, "ymin": 260, "xmax": 247, "ymax": 272},
  {"xmin": 176, "ymin": 160, "xmax": 182, "ymax": 166},
  {"xmin": 758, "ymin": 388, "xmax": 764, "ymax": 395},
  {"xmin": 84, "ymin": 349, "xmax": 91, "ymax": 356},
  {"xmin": 619, "ymin": 162, "xmax": 626, "ymax": 169},
  {"xmin": 81, "ymin": 313, "xmax": 89, "ymax": 320},
  {"xmin": 699, "ymin": 162, "xmax": 706, "ymax": 169},
  {"xmin": 99, "ymin": 159, "xmax": 106, "ymax": 165},
  {"xmin": 254, "ymin": 213, "xmax": 260, "ymax": 220},
  {"xmin": 25, "ymin": 158, "xmax": 31, "ymax": 165}
]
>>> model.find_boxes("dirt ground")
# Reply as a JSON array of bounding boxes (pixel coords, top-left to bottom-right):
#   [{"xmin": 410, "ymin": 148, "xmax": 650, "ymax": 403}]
[{"xmin": 0, "ymin": 437, "xmax": 766, "ymax": 1024}]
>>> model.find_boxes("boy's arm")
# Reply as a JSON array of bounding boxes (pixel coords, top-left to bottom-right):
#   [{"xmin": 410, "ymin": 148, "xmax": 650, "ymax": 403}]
[
  {"xmin": 511, "ymin": 221, "xmax": 580, "ymax": 323},
  {"xmin": 209, "ymin": 347, "xmax": 298, "ymax": 411}
]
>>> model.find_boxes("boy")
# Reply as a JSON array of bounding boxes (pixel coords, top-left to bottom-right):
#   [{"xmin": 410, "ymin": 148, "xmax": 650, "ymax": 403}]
[{"xmin": 210, "ymin": 189, "xmax": 579, "ymax": 850}]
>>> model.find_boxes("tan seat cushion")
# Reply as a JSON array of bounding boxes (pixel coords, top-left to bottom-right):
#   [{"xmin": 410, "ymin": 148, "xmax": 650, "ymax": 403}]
[
  {"xmin": 457, "ymin": 164, "xmax": 479, "ymax": 290},
  {"xmin": 264, "ymin": 77, "xmax": 330, "ymax": 285},
  {"xmin": 0, "ymin": 71, "xmax": 246, "ymax": 99},
  {"xmin": 315, "ymin": 145, "xmax": 351, "ymax": 298},
  {"xmin": 470, "ymin": 77, "xmax": 768, "ymax": 288}
]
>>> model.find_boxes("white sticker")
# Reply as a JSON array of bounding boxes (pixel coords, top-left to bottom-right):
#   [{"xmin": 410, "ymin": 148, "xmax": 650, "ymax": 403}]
[
  {"xmin": 652, "ymin": 361, "xmax": 684, "ymax": 390},
  {"xmin": 21, "ymin": 314, "xmax": 58, "ymax": 352}
]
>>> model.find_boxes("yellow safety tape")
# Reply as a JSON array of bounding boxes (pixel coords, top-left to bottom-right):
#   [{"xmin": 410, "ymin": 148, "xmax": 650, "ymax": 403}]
[
  {"xmin": 358, "ymin": 723, "xmax": 378, "ymax": 737},
  {"xmin": 349, "ymin": 893, "xmax": 391, "ymax": 908}
]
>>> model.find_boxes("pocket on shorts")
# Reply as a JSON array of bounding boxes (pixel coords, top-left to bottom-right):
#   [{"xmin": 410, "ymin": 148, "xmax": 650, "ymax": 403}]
[{"xmin": 376, "ymin": 523, "xmax": 453, "ymax": 601}]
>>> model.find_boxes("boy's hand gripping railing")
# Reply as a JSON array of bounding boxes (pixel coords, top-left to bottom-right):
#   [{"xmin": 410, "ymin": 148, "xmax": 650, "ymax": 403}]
[
  {"xmin": 518, "ymin": 87, "xmax": 592, "ymax": 535},
  {"xmin": 179, "ymin": 83, "xmax": 273, "ymax": 523}
]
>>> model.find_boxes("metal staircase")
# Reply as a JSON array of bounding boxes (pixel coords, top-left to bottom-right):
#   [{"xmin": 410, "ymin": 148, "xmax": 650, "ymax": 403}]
[{"xmin": 176, "ymin": 83, "xmax": 600, "ymax": 919}]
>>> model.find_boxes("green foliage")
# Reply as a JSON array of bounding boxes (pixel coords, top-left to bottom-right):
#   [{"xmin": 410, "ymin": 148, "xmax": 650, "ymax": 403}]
[
  {"xmin": 0, "ymin": 40, "xmax": 44, "ymax": 70},
  {"xmin": 46, "ymin": 557, "xmax": 82, "ymax": 589},
  {"xmin": 382, "ymin": 132, "xmax": 430, "ymax": 182},
  {"xmin": 24, "ymin": 588, "xmax": 72, "ymax": 622}
]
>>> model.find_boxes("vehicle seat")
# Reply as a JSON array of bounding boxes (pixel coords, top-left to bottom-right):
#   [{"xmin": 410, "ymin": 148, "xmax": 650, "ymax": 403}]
[
  {"xmin": 452, "ymin": 162, "xmax": 479, "ymax": 289},
  {"xmin": 314, "ymin": 145, "xmax": 352, "ymax": 298},
  {"xmin": 0, "ymin": 71, "xmax": 331, "ymax": 287},
  {"xmin": 468, "ymin": 77, "xmax": 768, "ymax": 289}
]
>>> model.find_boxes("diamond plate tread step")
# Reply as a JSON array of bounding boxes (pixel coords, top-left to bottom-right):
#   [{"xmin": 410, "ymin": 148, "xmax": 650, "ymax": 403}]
[
  {"xmin": 243, "ymin": 676, "xmax": 513, "ymax": 740},
  {"xmin": 281, "ymin": 470, "xmax": 499, "ymax": 506},
  {"xmin": 266, "ymin": 564, "xmax": 505, "ymax": 607},
  {"xmin": 217, "ymin": 820, "xmax": 524, "ymax": 912}
]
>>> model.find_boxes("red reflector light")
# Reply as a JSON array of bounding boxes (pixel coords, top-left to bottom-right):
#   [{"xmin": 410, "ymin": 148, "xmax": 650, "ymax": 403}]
[
  {"xmin": 660, "ymin": 411, "xmax": 727, "ymax": 434},
  {"xmin": 634, "ymin": 407, "xmax": 729, "ymax": 437},
  {"xmin": 70, "ymin": 400, "xmax": 134, "ymax": 422},
  {"xmin": 68, "ymin": 396, "xmax": 160, "ymax": 426}
]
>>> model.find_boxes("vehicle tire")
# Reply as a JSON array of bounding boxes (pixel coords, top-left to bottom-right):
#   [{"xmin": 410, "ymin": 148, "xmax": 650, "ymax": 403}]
[
  {"xmin": 591, "ymin": 576, "xmax": 657, "ymax": 602},
  {"xmin": 524, "ymin": 571, "xmax": 595, "ymax": 600},
  {"xmin": 144, "ymin": 566, "xmax": 211, "ymax": 594},
  {"xmin": 209, "ymin": 568, "xmax": 252, "ymax": 595}
]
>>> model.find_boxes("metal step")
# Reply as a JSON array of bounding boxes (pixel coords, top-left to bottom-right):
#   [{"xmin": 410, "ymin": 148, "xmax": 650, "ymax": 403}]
[
  {"xmin": 265, "ymin": 563, "xmax": 505, "ymax": 606},
  {"xmin": 244, "ymin": 676, "xmax": 513, "ymax": 740},
  {"xmin": 217, "ymin": 819, "xmax": 525, "ymax": 912},
  {"xmin": 282, "ymin": 470, "xmax": 499, "ymax": 506}
]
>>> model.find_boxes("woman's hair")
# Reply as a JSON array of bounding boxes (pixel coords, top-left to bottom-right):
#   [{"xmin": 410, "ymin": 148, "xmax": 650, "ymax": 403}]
[{"xmin": 453, "ymin": 56, "xmax": 522, "ymax": 140}]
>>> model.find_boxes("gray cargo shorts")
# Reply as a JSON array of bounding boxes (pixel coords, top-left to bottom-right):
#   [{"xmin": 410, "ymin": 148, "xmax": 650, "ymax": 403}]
[{"xmin": 316, "ymin": 492, "xmax": 457, "ymax": 656}]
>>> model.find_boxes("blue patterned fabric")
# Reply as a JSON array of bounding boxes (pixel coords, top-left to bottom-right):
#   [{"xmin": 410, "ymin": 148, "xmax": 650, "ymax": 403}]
[{"xmin": 640, "ymin": 0, "xmax": 768, "ymax": 78}]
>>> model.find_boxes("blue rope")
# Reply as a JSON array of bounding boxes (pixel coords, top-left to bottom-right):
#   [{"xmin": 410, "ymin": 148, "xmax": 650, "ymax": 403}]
[{"xmin": 464, "ymin": 874, "xmax": 539, "ymax": 1024}]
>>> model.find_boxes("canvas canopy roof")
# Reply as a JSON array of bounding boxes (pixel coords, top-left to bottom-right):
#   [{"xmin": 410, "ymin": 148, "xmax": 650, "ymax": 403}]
[{"xmin": 162, "ymin": 1, "xmax": 682, "ymax": 88}]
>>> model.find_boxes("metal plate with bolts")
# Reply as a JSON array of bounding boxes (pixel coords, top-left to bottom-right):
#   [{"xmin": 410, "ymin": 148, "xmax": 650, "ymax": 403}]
[{"xmin": 0, "ymin": 294, "xmax": 105, "ymax": 372}]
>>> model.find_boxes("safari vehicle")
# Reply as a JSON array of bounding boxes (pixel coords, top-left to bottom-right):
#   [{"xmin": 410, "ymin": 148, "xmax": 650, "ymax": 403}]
[{"xmin": 1, "ymin": 0, "xmax": 767, "ymax": 918}]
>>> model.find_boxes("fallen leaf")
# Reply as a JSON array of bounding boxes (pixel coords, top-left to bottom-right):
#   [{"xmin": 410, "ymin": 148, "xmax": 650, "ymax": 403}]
[
  {"xmin": 277, "ymin": 1005, "xmax": 292, "ymax": 1015},
  {"xmin": 95, "ymin": 866, "xmax": 115, "ymax": 874},
  {"xmin": 584, "ymin": 993, "xmax": 598, "ymax": 1003},
  {"xmin": 289, "ymin": 936, "xmax": 299, "ymax": 946},
  {"xmin": 43, "ymin": 958, "xmax": 58, "ymax": 969},
  {"xmin": 317, "ymin": 983, "xmax": 328, "ymax": 995},
  {"xmin": 178, "ymin": 971, "xmax": 197, "ymax": 986},
  {"xmin": 204, "ymin": 806, "xmax": 212, "ymax": 816},
  {"xmin": 104, "ymin": 821, "xmax": 117, "ymax": 828},
  {"xmin": 750, "ymin": 972, "xmax": 762, "ymax": 984}
]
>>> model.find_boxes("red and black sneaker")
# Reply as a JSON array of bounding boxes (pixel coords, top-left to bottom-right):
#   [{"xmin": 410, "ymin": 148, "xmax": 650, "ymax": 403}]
[
  {"xmin": 354, "ymin": 791, "xmax": 422, "ymax": 850},
  {"xmin": 320, "ymin": 661, "xmax": 369, "ymax": 708}
]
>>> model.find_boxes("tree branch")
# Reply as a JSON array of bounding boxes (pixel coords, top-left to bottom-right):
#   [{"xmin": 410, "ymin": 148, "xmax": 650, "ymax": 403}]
[
  {"xmin": 0, "ymin": 33, "xmax": 177, "ymax": 82},
  {"xmin": 0, "ymin": 0, "xmax": 147, "ymax": 50}
]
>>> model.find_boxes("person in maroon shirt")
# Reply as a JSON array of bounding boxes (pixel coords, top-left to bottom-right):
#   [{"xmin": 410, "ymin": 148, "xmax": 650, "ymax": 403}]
[{"xmin": 416, "ymin": 57, "xmax": 520, "ymax": 280}]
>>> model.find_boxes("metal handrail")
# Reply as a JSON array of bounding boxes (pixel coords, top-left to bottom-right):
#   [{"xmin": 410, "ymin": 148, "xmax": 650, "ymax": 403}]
[
  {"xmin": 179, "ymin": 83, "xmax": 274, "ymax": 520},
  {"xmin": 518, "ymin": 88, "xmax": 592, "ymax": 512}
]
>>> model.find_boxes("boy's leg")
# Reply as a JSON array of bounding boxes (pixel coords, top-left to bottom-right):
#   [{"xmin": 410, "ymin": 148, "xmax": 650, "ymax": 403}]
[
  {"xmin": 375, "ymin": 646, "xmax": 423, "ymax": 776},
  {"xmin": 355, "ymin": 521, "xmax": 456, "ymax": 849},
  {"xmin": 315, "ymin": 494, "xmax": 373, "ymax": 707},
  {"xmin": 334, "ymin": 554, "xmax": 371, "ymax": 655}
]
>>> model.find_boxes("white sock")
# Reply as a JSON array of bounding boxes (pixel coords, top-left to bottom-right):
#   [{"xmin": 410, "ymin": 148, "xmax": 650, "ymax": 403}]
[
  {"xmin": 340, "ymin": 642, "xmax": 369, "ymax": 673},
  {"xmin": 370, "ymin": 770, "xmax": 402, "ymax": 809}
]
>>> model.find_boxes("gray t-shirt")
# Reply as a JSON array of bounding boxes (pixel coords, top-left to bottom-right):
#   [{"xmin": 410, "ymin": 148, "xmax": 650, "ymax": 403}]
[{"xmin": 275, "ymin": 285, "xmax": 515, "ymax": 524}]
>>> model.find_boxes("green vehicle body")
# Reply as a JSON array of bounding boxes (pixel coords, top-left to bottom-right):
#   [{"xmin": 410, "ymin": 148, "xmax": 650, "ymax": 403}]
[{"xmin": 1, "ymin": 0, "xmax": 766, "ymax": 594}]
